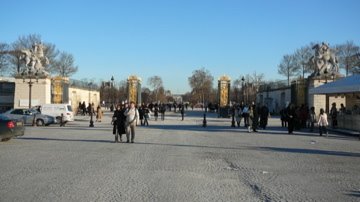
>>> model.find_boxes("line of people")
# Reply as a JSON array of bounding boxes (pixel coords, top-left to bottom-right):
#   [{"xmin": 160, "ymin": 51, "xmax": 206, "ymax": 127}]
[{"xmin": 280, "ymin": 103, "xmax": 339, "ymax": 136}]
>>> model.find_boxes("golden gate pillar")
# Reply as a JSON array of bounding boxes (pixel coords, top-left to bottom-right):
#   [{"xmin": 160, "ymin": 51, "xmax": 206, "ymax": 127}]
[
  {"xmin": 127, "ymin": 75, "xmax": 142, "ymax": 105},
  {"xmin": 218, "ymin": 75, "xmax": 231, "ymax": 118}
]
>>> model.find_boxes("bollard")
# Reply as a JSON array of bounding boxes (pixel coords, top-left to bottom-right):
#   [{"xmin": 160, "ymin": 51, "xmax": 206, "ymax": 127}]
[
  {"xmin": 202, "ymin": 113, "xmax": 207, "ymax": 127},
  {"xmin": 60, "ymin": 113, "xmax": 65, "ymax": 127},
  {"xmin": 89, "ymin": 112, "xmax": 94, "ymax": 127},
  {"xmin": 231, "ymin": 113, "xmax": 236, "ymax": 127}
]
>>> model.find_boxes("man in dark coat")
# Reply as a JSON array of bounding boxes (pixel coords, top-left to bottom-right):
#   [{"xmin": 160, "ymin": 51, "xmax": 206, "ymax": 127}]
[
  {"xmin": 250, "ymin": 103, "xmax": 259, "ymax": 132},
  {"xmin": 287, "ymin": 103, "xmax": 296, "ymax": 134},
  {"xmin": 180, "ymin": 103, "xmax": 185, "ymax": 121},
  {"xmin": 260, "ymin": 105, "xmax": 269, "ymax": 129}
]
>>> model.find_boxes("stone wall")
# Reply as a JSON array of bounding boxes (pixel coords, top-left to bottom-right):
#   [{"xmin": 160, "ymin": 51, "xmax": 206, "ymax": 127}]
[
  {"xmin": 14, "ymin": 77, "xmax": 51, "ymax": 109},
  {"xmin": 69, "ymin": 87, "xmax": 100, "ymax": 113},
  {"xmin": 12, "ymin": 77, "xmax": 100, "ymax": 112},
  {"xmin": 345, "ymin": 93, "xmax": 360, "ymax": 111}
]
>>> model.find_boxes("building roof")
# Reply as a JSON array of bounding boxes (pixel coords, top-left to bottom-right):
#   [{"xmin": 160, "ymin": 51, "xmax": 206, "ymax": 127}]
[{"xmin": 309, "ymin": 74, "xmax": 360, "ymax": 94}]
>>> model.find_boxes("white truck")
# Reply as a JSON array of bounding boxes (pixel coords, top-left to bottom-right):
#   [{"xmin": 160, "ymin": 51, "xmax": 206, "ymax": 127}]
[{"xmin": 41, "ymin": 104, "xmax": 74, "ymax": 122}]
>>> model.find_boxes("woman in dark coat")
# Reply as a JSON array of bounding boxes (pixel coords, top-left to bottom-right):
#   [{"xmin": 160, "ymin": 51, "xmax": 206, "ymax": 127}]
[
  {"xmin": 259, "ymin": 105, "xmax": 269, "ymax": 129},
  {"xmin": 250, "ymin": 104, "xmax": 259, "ymax": 132},
  {"xmin": 287, "ymin": 103, "xmax": 296, "ymax": 134},
  {"xmin": 112, "ymin": 104, "xmax": 127, "ymax": 143}
]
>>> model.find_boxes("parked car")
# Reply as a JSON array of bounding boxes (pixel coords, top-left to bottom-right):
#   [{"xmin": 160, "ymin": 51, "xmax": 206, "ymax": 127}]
[
  {"xmin": 0, "ymin": 115, "xmax": 25, "ymax": 142},
  {"xmin": 1, "ymin": 109, "xmax": 56, "ymax": 126}
]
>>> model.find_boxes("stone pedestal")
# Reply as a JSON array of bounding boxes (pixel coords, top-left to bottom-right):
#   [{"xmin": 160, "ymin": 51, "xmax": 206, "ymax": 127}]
[
  {"xmin": 14, "ymin": 77, "xmax": 51, "ymax": 109},
  {"xmin": 308, "ymin": 77, "xmax": 346, "ymax": 113},
  {"xmin": 307, "ymin": 78, "xmax": 328, "ymax": 112},
  {"xmin": 127, "ymin": 75, "xmax": 142, "ymax": 105}
]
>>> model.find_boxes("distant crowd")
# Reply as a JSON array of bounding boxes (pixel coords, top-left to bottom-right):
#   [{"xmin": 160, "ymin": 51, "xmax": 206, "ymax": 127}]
[{"xmin": 75, "ymin": 99, "xmax": 357, "ymax": 143}]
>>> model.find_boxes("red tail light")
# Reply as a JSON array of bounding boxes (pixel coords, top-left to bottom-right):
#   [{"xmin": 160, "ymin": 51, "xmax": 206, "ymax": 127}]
[{"xmin": 7, "ymin": 121, "xmax": 15, "ymax": 129}]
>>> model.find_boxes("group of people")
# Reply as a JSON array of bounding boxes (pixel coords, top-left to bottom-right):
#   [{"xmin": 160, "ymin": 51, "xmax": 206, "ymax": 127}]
[
  {"xmin": 280, "ymin": 102, "xmax": 346, "ymax": 136},
  {"xmin": 230, "ymin": 102, "xmax": 270, "ymax": 133},
  {"xmin": 111, "ymin": 101, "xmax": 187, "ymax": 143},
  {"xmin": 112, "ymin": 101, "xmax": 139, "ymax": 143},
  {"xmin": 77, "ymin": 102, "xmax": 103, "ymax": 122}
]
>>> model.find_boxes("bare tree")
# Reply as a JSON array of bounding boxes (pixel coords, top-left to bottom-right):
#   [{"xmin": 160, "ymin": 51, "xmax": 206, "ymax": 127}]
[
  {"xmin": 52, "ymin": 52, "xmax": 78, "ymax": 77},
  {"xmin": 188, "ymin": 67, "xmax": 214, "ymax": 105},
  {"xmin": 278, "ymin": 54, "xmax": 299, "ymax": 86},
  {"xmin": 352, "ymin": 53, "xmax": 360, "ymax": 74},
  {"xmin": 250, "ymin": 71, "xmax": 264, "ymax": 88},
  {"xmin": 141, "ymin": 87, "xmax": 151, "ymax": 104},
  {"xmin": 336, "ymin": 41, "xmax": 360, "ymax": 76},
  {"xmin": 232, "ymin": 76, "xmax": 243, "ymax": 102},
  {"xmin": 147, "ymin": 76, "xmax": 163, "ymax": 102},
  {"xmin": 0, "ymin": 42, "xmax": 10, "ymax": 76},
  {"xmin": 294, "ymin": 45, "xmax": 313, "ymax": 78}
]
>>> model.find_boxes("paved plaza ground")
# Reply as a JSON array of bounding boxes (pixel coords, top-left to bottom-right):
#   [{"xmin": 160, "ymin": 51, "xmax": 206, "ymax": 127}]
[{"xmin": 1, "ymin": 110, "xmax": 360, "ymax": 202}]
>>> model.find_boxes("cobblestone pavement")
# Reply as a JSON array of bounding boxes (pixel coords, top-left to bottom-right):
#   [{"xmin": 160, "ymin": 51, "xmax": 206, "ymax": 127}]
[{"xmin": 1, "ymin": 110, "xmax": 360, "ymax": 202}]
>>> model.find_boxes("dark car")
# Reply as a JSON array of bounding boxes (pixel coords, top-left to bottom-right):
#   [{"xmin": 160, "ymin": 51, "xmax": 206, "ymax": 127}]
[
  {"xmin": 1, "ymin": 109, "xmax": 56, "ymax": 126},
  {"xmin": 0, "ymin": 115, "xmax": 25, "ymax": 142}
]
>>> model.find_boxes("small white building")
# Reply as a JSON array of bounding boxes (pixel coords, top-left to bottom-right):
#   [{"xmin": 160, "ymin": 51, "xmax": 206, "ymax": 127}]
[{"xmin": 257, "ymin": 86, "xmax": 291, "ymax": 114}]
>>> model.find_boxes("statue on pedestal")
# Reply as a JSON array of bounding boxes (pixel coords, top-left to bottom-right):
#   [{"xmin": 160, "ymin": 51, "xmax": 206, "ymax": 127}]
[
  {"xmin": 0, "ymin": 42, "xmax": 49, "ymax": 77},
  {"xmin": 308, "ymin": 42, "xmax": 339, "ymax": 77},
  {"xmin": 19, "ymin": 42, "xmax": 49, "ymax": 76}
]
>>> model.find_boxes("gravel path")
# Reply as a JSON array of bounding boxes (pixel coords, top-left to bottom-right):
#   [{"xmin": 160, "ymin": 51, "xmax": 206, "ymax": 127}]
[{"xmin": 1, "ymin": 110, "xmax": 359, "ymax": 202}]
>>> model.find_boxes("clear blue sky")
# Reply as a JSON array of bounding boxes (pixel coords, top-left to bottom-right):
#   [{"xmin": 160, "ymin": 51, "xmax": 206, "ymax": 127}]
[{"xmin": 1, "ymin": 0, "xmax": 359, "ymax": 93}]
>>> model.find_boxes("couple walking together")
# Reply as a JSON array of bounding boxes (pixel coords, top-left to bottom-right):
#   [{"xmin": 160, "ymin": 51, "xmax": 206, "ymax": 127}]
[{"xmin": 112, "ymin": 101, "xmax": 139, "ymax": 143}]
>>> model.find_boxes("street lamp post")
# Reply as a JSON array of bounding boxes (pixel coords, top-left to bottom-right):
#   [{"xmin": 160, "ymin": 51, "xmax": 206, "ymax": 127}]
[
  {"xmin": 88, "ymin": 82, "xmax": 94, "ymax": 127},
  {"xmin": 22, "ymin": 70, "xmax": 39, "ymax": 109},
  {"xmin": 111, "ymin": 76, "xmax": 114, "ymax": 106},
  {"xmin": 241, "ymin": 76, "xmax": 245, "ymax": 103}
]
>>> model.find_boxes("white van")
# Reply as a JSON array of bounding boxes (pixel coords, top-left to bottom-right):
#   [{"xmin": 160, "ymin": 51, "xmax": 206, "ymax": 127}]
[{"xmin": 41, "ymin": 104, "xmax": 74, "ymax": 122}]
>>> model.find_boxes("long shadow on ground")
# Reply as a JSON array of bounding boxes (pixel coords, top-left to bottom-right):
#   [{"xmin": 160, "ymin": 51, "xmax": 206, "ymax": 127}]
[
  {"xmin": 16, "ymin": 137, "xmax": 360, "ymax": 157},
  {"xmin": 345, "ymin": 190, "xmax": 360, "ymax": 197}
]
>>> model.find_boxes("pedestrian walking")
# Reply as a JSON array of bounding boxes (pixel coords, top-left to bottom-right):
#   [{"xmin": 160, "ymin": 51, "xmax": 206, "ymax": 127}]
[
  {"xmin": 154, "ymin": 105, "xmax": 159, "ymax": 121},
  {"xmin": 242, "ymin": 104, "xmax": 250, "ymax": 128},
  {"xmin": 77, "ymin": 102, "xmax": 82, "ymax": 115},
  {"xmin": 138, "ymin": 106, "xmax": 144, "ymax": 126},
  {"xmin": 82, "ymin": 101, "xmax": 86, "ymax": 115},
  {"xmin": 309, "ymin": 107, "xmax": 316, "ymax": 132},
  {"xmin": 96, "ymin": 105, "xmax": 103, "ymax": 122},
  {"xmin": 112, "ymin": 104, "xmax": 127, "ymax": 143},
  {"xmin": 330, "ymin": 103, "xmax": 338, "ymax": 129},
  {"xmin": 124, "ymin": 101, "xmax": 139, "ymax": 143},
  {"xmin": 160, "ymin": 104, "xmax": 166, "ymax": 121},
  {"xmin": 318, "ymin": 108, "xmax": 329, "ymax": 137},
  {"xmin": 235, "ymin": 106, "xmax": 242, "ymax": 127},
  {"xmin": 287, "ymin": 103, "xmax": 296, "ymax": 134},
  {"xmin": 259, "ymin": 105, "xmax": 269, "ymax": 129},
  {"xmin": 280, "ymin": 108, "xmax": 287, "ymax": 127},
  {"xmin": 180, "ymin": 104, "xmax": 185, "ymax": 121},
  {"xmin": 250, "ymin": 104, "xmax": 259, "ymax": 132},
  {"xmin": 143, "ymin": 106, "xmax": 150, "ymax": 126}
]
